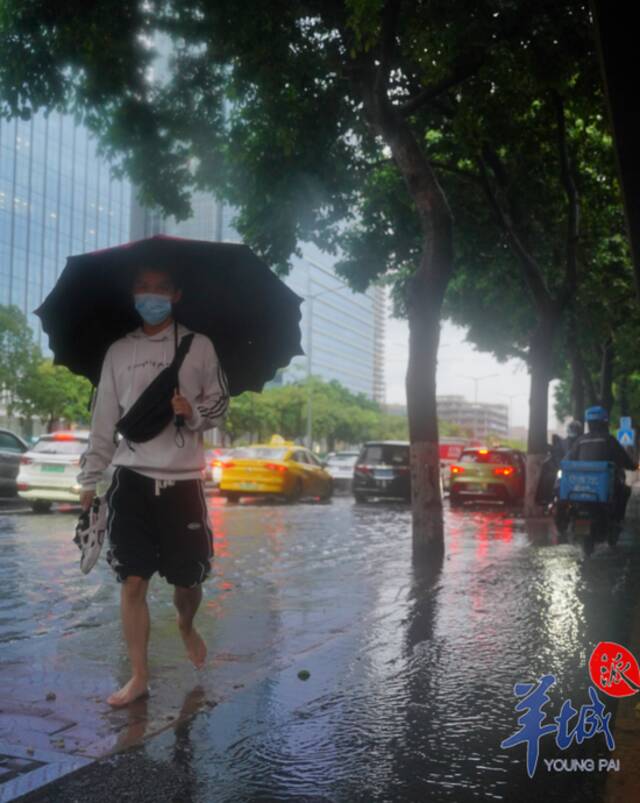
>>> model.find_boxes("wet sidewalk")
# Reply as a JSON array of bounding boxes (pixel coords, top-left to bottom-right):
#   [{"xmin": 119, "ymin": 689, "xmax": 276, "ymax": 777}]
[{"xmin": 2, "ymin": 497, "xmax": 640, "ymax": 801}]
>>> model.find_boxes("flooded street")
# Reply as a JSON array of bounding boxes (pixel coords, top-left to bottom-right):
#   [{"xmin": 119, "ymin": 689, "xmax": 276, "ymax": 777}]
[{"xmin": 1, "ymin": 495, "xmax": 640, "ymax": 801}]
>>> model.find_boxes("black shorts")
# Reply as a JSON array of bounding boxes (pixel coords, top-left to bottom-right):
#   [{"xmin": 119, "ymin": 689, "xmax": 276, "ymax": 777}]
[{"xmin": 105, "ymin": 467, "xmax": 213, "ymax": 587}]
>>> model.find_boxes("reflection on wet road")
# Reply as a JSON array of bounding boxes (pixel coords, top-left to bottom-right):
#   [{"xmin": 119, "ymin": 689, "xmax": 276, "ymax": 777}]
[{"xmin": 1, "ymin": 497, "xmax": 640, "ymax": 801}]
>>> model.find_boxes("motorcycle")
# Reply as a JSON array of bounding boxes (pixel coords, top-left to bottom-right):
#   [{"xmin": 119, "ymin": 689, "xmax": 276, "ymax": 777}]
[{"xmin": 553, "ymin": 460, "xmax": 620, "ymax": 555}]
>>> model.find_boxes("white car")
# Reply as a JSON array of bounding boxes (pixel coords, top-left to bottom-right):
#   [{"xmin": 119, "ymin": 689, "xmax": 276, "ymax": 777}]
[
  {"xmin": 17, "ymin": 431, "xmax": 90, "ymax": 512},
  {"xmin": 325, "ymin": 451, "xmax": 360, "ymax": 490}
]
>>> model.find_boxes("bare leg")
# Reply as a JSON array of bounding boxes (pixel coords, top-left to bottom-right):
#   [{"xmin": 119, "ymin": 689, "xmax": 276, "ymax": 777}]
[
  {"xmin": 107, "ymin": 576, "xmax": 151, "ymax": 706},
  {"xmin": 174, "ymin": 585, "xmax": 207, "ymax": 669}
]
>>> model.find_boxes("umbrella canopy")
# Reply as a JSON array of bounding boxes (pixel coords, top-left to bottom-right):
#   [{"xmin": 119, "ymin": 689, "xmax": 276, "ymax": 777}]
[{"xmin": 35, "ymin": 235, "xmax": 304, "ymax": 396}]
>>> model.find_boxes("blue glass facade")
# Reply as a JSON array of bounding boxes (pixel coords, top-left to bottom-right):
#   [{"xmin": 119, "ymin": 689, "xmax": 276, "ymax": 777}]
[
  {"xmin": 280, "ymin": 241, "xmax": 381, "ymax": 398},
  {"xmin": 0, "ymin": 111, "xmax": 131, "ymax": 345}
]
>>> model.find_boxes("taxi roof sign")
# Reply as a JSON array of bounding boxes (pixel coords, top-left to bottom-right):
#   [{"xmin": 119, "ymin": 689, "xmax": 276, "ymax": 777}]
[{"xmin": 269, "ymin": 434, "xmax": 295, "ymax": 446}]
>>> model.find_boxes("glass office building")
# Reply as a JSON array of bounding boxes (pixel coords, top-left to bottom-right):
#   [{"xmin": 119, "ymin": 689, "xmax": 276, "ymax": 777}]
[
  {"xmin": 131, "ymin": 195, "xmax": 386, "ymax": 401},
  {"xmin": 0, "ymin": 110, "xmax": 131, "ymax": 345},
  {"xmin": 278, "ymin": 240, "xmax": 384, "ymax": 399}
]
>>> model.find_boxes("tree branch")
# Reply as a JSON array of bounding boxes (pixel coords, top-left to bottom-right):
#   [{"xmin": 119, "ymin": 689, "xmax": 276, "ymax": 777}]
[
  {"xmin": 398, "ymin": 58, "xmax": 483, "ymax": 117},
  {"xmin": 430, "ymin": 159, "xmax": 482, "ymax": 183},
  {"xmin": 396, "ymin": 0, "xmax": 576, "ymax": 118},
  {"xmin": 375, "ymin": 0, "xmax": 401, "ymax": 99},
  {"xmin": 553, "ymin": 91, "xmax": 580, "ymax": 308},
  {"xmin": 477, "ymin": 151, "xmax": 551, "ymax": 310}
]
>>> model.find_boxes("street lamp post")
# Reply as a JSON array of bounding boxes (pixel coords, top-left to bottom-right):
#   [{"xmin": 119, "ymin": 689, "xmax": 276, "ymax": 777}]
[
  {"xmin": 306, "ymin": 292, "xmax": 313, "ymax": 448},
  {"xmin": 458, "ymin": 373, "xmax": 500, "ymax": 404},
  {"xmin": 457, "ymin": 373, "xmax": 499, "ymax": 438},
  {"xmin": 497, "ymin": 392, "xmax": 526, "ymax": 442}
]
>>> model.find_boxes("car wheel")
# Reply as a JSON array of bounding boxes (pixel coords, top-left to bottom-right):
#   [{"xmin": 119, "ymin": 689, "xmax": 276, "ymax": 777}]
[
  {"xmin": 31, "ymin": 500, "xmax": 52, "ymax": 514},
  {"xmin": 354, "ymin": 491, "xmax": 368, "ymax": 504},
  {"xmin": 319, "ymin": 480, "xmax": 333, "ymax": 503},
  {"xmin": 287, "ymin": 480, "xmax": 303, "ymax": 504},
  {"xmin": 449, "ymin": 493, "xmax": 463, "ymax": 508},
  {"xmin": 224, "ymin": 492, "xmax": 241, "ymax": 504}
]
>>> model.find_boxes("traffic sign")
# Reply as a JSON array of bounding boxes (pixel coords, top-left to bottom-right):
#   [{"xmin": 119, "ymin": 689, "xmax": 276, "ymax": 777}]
[
  {"xmin": 620, "ymin": 417, "xmax": 632, "ymax": 430},
  {"xmin": 617, "ymin": 428, "xmax": 636, "ymax": 447}
]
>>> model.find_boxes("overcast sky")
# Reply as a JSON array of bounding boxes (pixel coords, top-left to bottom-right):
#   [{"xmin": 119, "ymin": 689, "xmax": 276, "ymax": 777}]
[{"xmin": 384, "ymin": 312, "xmax": 561, "ymax": 430}]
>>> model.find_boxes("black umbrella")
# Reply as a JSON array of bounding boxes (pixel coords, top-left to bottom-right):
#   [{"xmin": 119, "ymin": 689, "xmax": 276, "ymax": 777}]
[{"xmin": 35, "ymin": 235, "xmax": 304, "ymax": 396}]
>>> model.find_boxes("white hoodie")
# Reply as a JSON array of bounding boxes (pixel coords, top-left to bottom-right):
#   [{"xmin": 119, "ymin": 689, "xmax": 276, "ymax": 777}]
[{"xmin": 78, "ymin": 322, "xmax": 229, "ymax": 489}]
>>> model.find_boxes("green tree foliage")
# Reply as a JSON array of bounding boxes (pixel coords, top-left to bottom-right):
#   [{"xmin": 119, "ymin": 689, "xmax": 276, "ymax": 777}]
[
  {"xmin": 0, "ymin": 305, "xmax": 41, "ymax": 415},
  {"xmin": 16, "ymin": 359, "xmax": 93, "ymax": 428},
  {"xmin": 226, "ymin": 376, "xmax": 408, "ymax": 446},
  {"xmin": 0, "ymin": 304, "xmax": 92, "ymax": 427}
]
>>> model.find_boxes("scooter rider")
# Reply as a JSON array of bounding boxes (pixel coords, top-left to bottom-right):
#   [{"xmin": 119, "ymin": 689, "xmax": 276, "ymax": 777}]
[{"xmin": 567, "ymin": 406, "xmax": 636, "ymax": 521}]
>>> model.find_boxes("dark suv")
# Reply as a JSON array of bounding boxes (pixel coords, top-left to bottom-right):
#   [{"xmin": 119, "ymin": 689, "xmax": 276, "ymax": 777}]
[{"xmin": 353, "ymin": 441, "xmax": 411, "ymax": 503}]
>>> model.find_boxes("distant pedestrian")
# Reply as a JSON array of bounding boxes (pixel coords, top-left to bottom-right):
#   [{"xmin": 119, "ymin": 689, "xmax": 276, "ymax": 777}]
[
  {"xmin": 563, "ymin": 419, "xmax": 583, "ymax": 457},
  {"xmin": 78, "ymin": 265, "xmax": 229, "ymax": 707}
]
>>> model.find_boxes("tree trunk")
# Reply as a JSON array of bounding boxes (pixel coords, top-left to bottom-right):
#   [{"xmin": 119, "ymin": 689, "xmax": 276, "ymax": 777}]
[
  {"xmin": 619, "ymin": 373, "xmax": 630, "ymax": 417},
  {"xmin": 567, "ymin": 321, "xmax": 586, "ymax": 420},
  {"xmin": 525, "ymin": 313, "xmax": 556, "ymax": 516},
  {"xmin": 584, "ymin": 368, "xmax": 598, "ymax": 407},
  {"xmin": 359, "ymin": 75, "xmax": 453, "ymax": 551},
  {"xmin": 406, "ymin": 274, "xmax": 446, "ymax": 545},
  {"xmin": 599, "ymin": 339, "xmax": 614, "ymax": 413},
  {"xmin": 570, "ymin": 368, "xmax": 585, "ymax": 422}
]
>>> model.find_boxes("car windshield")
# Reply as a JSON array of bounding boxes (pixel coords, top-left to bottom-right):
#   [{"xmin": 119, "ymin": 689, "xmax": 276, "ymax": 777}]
[
  {"xmin": 361, "ymin": 445, "xmax": 409, "ymax": 466},
  {"xmin": 232, "ymin": 447, "xmax": 289, "ymax": 461},
  {"xmin": 31, "ymin": 438, "xmax": 88, "ymax": 455},
  {"xmin": 461, "ymin": 451, "xmax": 514, "ymax": 465},
  {"xmin": 329, "ymin": 453, "xmax": 359, "ymax": 463}
]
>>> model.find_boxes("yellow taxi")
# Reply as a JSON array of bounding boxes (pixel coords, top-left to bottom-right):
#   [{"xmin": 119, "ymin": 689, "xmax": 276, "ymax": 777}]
[{"xmin": 219, "ymin": 436, "xmax": 333, "ymax": 503}]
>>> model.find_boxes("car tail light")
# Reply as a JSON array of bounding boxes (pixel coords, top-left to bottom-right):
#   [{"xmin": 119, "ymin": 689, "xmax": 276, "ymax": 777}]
[
  {"xmin": 450, "ymin": 465, "xmax": 464, "ymax": 475},
  {"xmin": 355, "ymin": 465, "xmax": 372, "ymax": 475},
  {"xmin": 20, "ymin": 456, "xmax": 33, "ymax": 465},
  {"xmin": 17, "ymin": 482, "xmax": 29, "ymax": 491},
  {"xmin": 494, "ymin": 467, "xmax": 514, "ymax": 477},
  {"xmin": 265, "ymin": 462, "xmax": 287, "ymax": 473},
  {"xmin": 223, "ymin": 461, "xmax": 235, "ymax": 469},
  {"xmin": 52, "ymin": 433, "xmax": 76, "ymax": 441},
  {"xmin": 395, "ymin": 466, "xmax": 410, "ymax": 474},
  {"xmin": 478, "ymin": 449, "xmax": 489, "ymax": 455}
]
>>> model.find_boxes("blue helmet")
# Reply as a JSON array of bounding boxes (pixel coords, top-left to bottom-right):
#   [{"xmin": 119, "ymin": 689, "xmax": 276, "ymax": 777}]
[{"xmin": 585, "ymin": 406, "xmax": 609, "ymax": 423}]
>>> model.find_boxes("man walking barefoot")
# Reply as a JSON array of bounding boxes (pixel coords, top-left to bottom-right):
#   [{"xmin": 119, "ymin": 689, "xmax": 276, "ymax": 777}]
[{"xmin": 78, "ymin": 266, "xmax": 229, "ymax": 707}]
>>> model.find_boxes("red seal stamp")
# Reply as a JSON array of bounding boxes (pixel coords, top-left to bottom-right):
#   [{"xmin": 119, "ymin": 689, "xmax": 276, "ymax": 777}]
[{"xmin": 589, "ymin": 641, "xmax": 640, "ymax": 697}]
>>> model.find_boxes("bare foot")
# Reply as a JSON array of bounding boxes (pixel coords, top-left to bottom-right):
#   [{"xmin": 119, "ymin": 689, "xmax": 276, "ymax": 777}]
[
  {"xmin": 107, "ymin": 676, "xmax": 150, "ymax": 707},
  {"xmin": 178, "ymin": 620, "xmax": 207, "ymax": 669}
]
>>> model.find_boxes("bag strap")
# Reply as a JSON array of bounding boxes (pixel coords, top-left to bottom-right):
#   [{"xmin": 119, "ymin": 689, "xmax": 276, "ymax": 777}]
[{"xmin": 172, "ymin": 326, "xmax": 195, "ymax": 377}]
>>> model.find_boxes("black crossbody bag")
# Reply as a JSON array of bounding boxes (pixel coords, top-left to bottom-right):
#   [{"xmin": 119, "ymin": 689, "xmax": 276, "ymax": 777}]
[{"xmin": 115, "ymin": 325, "xmax": 195, "ymax": 445}]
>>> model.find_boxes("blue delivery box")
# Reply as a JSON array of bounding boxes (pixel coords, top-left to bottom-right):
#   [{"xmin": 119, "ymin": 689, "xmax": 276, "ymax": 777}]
[{"xmin": 559, "ymin": 461, "xmax": 615, "ymax": 504}]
